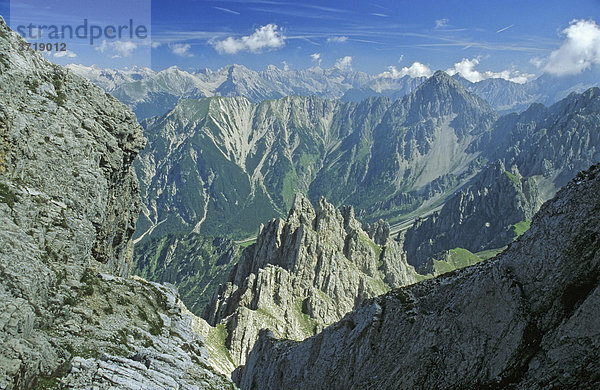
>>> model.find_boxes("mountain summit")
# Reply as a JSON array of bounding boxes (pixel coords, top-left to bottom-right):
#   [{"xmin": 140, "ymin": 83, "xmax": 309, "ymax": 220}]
[{"xmin": 134, "ymin": 74, "xmax": 500, "ymax": 241}]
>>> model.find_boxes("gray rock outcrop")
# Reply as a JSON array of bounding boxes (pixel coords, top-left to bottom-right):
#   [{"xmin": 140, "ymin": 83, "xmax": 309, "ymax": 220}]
[
  {"xmin": 240, "ymin": 164, "xmax": 600, "ymax": 389},
  {"xmin": 0, "ymin": 18, "xmax": 233, "ymax": 389},
  {"xmin": 204, "ymin": 194, "xmax": 417, "ymax": 368}
]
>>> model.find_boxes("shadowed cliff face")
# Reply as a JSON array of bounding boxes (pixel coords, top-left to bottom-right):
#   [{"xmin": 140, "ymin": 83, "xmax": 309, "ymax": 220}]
[
  {"xmin": 240, "ymin": 164, "xmax": 600, "ymax": 390},
  {"xmin": 0, "ymin": 19, "xmax": 234, "ymax": 389},
  {"xmin": 403, "ymin": 160, "xmax": 541, "ymax": 271},
  {"xmin": 401, "ymin": 87, "xmax": 600, "ymax": 272}
]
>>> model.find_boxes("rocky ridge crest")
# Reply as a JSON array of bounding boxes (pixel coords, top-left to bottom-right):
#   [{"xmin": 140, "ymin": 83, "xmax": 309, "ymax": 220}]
[{"xmin": 204, "ymin": 194, "xmax": 417, "ymax": 368}]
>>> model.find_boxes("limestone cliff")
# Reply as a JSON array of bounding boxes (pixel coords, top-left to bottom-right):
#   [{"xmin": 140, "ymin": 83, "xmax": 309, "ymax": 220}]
[
  {"xmin": 241, "ymin": 164, "xmax": 600, "ymax": 389},
  {"xmin": 0, "ymin": 18, "xmax": 233, "ymax": 389},
  {"xmin": 203, "ymin": 194, "xmax": 417, "ymax": 369}
]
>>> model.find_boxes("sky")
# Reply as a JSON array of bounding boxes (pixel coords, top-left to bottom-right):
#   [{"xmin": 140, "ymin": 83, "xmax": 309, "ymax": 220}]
[{"xmin": 1, "ymin": 0, "xmax": 600, "ymax": 82}]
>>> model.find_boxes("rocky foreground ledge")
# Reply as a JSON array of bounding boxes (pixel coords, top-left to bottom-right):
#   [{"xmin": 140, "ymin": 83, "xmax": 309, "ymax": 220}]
[
  {"xmin": 0, "ymin": 17, "xmax": 233, "ymax": 389},
  {"xmin": 241, "ymin": 164, "xmax": 600, "ymax": 389}
]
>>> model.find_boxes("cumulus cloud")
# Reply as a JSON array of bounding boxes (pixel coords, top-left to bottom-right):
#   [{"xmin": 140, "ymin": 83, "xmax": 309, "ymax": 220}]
[
  {"xmin": 542, "ymin": 19, "xmax": 600, "ymax": 76},
  {"xmin": 333, "ymin": 56, "xmax": 352, "ymax": 70},
  {"xmin": 310, "ymin": 53, "xmax": 322, "ymax": 65},
  {"xmin": 95, "ymin": 40, "xmax": 137, "ymax": 57},
  {"xmin": 53, "ymin": 50, "xmax": 77, "ymax": 58},
  {"xmin": 171, "ymin": 43, "xmax": 193, "ymax": 57},
  {"xmin": 213, "ymin": 24, "xmax": 285, "ymax": 54},
  {"xmin": 378, "ymin": 62, "xmax": 433, "ymax": 79},
  {"xmin": 327, "ymin": 36, "xmax": 348, "ymax": 43},
  {"xmin": 446, "ymin": 58, "xmax": 484, "ymax": 82},
  {"xmin": 446, "ymin": 58, "xmax": 533, "ymax": 84}
]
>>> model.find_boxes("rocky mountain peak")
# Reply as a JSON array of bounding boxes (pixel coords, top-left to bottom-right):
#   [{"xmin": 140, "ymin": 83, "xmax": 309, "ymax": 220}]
[
  {"xmin": 203, "ymin": 194, "xmax": 417, "ymax": 368},
  {"xmin": 287, "ymin": 192, "xmax": 316, "ymax": 227},
  {"xmin": 399, "ymin": 71, "xmax": 497, "ymax": 130},
  {"xmin": 417, "ymin": 70, "xmax": 468, "ymax": 97},
  {"xmin": 365, "ymin": 219, "xmax": 391, "ymax": 246}
]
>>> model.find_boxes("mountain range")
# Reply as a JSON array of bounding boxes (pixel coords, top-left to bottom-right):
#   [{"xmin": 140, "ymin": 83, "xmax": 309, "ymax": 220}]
[
  {"xmin": 67, "ymin": 63, "xmax": 600, "ymax": 120},
  {"xmin": 131, "ymin": 71, "xmax": 600, "ymax": 252},
  {"xmin": 132, "ymin": 73, "xmax": 494, "ymax": 241}
]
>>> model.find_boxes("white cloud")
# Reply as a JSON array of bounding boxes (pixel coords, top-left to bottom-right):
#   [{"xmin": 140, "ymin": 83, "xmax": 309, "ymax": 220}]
[
  {"xmin": 112, "ymin": 41, "xmax": 137, "ymax": 57},
  {"xmin": 446, "ymin": 58, "xmax": 484, "ymax": 82},
  {"xmin": 435, "ymin": 18, "xmax": 449, "ymax": 29},
  {"xmin": 542, "ymin": 19, "xmax": 600, "ymax": 76},
  {"xmin": 95, "ymin": 40, "xmax": 108, "ymax": 53},
  {"xmin": 310, "ymin": 53, "xmax": 322, "ymax": 65},
  {"xmin": 378, "ymin": 62, "xmax": 433, "ymax": 79},
  {"xmin": 327, "ymin": 36, "xmax": 348, "ymax": 43},
  {"xmin": 282, "ymin": 60, "xmax": 290, "ymax": 71},
  {"xmin": 95, "ymin": 40, "xmax": 137, "ymax": 57},
  {"xmin": 333, "ymin": 56, "xmax": 352, "ymax": 70},
  {"xmin": 53, "ymin": 50, "xmax": 77, "ymax": 58},
  {"xmin": 171, "ymin": 43, "xmax": 193, "ymax": 57},
  {"xmin": 446, "ymin": 58, "xmax": 533, "ymax": 84},
  {"xmin": 213, "ymin": 24, "xmax": 285, "ymax": 54}
]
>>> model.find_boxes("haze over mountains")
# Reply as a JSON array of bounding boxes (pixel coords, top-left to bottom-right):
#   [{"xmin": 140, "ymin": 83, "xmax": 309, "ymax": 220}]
[{"xmin": 67, "ymin": 62, "xmax": 600, "ymax": 120}]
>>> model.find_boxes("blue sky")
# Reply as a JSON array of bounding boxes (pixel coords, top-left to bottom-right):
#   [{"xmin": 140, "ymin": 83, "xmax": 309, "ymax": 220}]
[{"xmin": 1, "ymin": 0, "xmax": 600, "ymax": 81}]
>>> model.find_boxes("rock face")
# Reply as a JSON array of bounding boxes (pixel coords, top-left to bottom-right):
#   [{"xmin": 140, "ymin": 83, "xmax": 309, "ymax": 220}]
[
  {"xmin": 51, "ymin": 275, "xmax": 235, "ymax": 390},
  {"xmin": 240, "ymin": 164, "xmax": 600, "ymax": 390},
  {"xmin": 401, "ymin": 87, "xmax": 600, "ymax": 272},
  {"xmin": 203, "ymin": 194, "xmax": 417, "ymax": 368},
  {"xmin": 0, "ymin": 18, "xmax": 232, "ymax": 389},
  {"xmin": 403, "ymin": 160, "xmax": 541, "ymax": 271}
]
